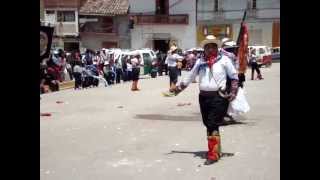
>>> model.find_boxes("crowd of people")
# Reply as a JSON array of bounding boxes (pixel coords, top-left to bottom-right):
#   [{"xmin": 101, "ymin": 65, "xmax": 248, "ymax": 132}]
[
  {"xmin": 40, "ymin": 48, "xmax": 146, "ymax": 94},
  {"xmin": 40, "ymin": 43, "xmax": 263, "ymax": 94}
]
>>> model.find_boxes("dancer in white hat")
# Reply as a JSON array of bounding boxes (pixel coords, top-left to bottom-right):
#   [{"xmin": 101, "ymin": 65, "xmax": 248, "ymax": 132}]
[{"xmin": 164, "ymin": 35, "xmax": 239, "ymax": 165}]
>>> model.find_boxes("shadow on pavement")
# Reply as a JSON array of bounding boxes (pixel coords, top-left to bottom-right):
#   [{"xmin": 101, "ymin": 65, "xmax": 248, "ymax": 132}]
[
  {"xmin": 135, "ymin": 114, "xmax": 255, "ymax": 126},
  {"xmin": 166, "ymin": 150, "xmax": 234, "ymax": 159},
  {"xmin": 134, "ymin": 114, "xmax": 200, "ymax": 121},
  {"xmin": 219, "ymin": 121, "xmax": 249, "ymax": 126}
]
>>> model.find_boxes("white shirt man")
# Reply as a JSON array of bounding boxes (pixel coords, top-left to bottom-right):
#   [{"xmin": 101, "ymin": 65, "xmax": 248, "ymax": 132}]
[{"xmin": 180, "ymin": 52, "xmax": 238, "ymax": 92}]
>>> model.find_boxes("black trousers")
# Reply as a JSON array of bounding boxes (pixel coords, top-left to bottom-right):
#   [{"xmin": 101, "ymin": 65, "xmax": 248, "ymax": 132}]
[
  {"xmin": 168, "ymin": 66, "xmax": 178, "ymax": 84},
  {"xmin": 116, "ymin": 68, "xmax": 122, "ymax": 83},
  {"xmin": 127, "ymin": 71, "xmax": 133, "ymax": 81},
  {"xmin": 104, "ymin": 72, "xmax": 115, "ymax": 85},
  {"xmin": 132, "ymin": 68, "xmax": 140, "ymax": 81},
  {"xmin": 73, "ymin": 72, "xmax": 82, "ymax": 89},
  {"xmin": 122, "ymin": 69, "xmax": 128, "ymax": 81},
  {"xmin": 83, "ymin": 76, "xmax": 94, "ymax": 87},
  {"xmin": 238, "ymin": 73, "xmax": 245, "ymax": 88},
  {"xmin": 158, "ymin": 63, "xmax": 163, "ymax": 76},
  {"xmin": 199, "ymin": 94, "xmax": 229, "ymax": 135}
]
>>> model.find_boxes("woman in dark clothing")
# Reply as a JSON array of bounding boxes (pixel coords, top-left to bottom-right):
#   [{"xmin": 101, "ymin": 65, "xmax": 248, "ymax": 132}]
[
  {"xmin": 250, "ymin": 49, "xmax": 263, "ymax": 80},
  {"xmin": 121, "ymin": 55, "xmax": 128, "ymax": 81},
  {"xmin": 130, "ymin": 52, "xmax": 142, "ymax": 91},
  {"xmin": 115, "ymin": 59, "xmax": 123, "ymax": 84},
  {"xmin": 73, "ymin": 61, "xmax": 83, "ymax": 89},
  {"xmin": 165, "ymin": 45, "xmax": 183, "ymax": 93}
]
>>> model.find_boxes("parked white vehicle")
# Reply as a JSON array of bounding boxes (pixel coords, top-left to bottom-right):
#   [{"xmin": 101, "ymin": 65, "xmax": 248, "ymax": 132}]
[
  {"xmin": 248, "ymin": 45, "xmax": 272, "ymax": 67},
  {"xmin": 139, "ymin": 48, "xmax": 157, "ymax": 60}
]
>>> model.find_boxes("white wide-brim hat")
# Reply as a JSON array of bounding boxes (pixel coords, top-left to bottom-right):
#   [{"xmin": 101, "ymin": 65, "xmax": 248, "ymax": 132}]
[
  {"xmin": 224, "ymin": 41, "xmax": 237, "ymax": 46},
  {"xmin": 200, "ymin": 35, "xmax": 222, "ymax": 48},
  {"xmin": 221, "ymin": 38, "xmax": 231, "ymax": 45}
]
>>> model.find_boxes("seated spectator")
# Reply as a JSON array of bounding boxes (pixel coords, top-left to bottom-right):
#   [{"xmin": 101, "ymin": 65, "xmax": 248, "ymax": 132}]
[
  {"xmin": 103, "ymin": 61, "xmax": 115, "ymax": 85},
  {"xmin": 73, "ymin": 61, "xmax": 83, "ymax": 90},
  {"xmin": 40, "ymin": 67, "xmax": 59, "ymax": 93}
]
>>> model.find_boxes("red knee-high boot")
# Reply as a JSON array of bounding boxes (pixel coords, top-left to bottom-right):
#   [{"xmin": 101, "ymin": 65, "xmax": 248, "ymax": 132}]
[{"xmin": 205, "ymin": 131, "xmax": 220, "ymax": 165}]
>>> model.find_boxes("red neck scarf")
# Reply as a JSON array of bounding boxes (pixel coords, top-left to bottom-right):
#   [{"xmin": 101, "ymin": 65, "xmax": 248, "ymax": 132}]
[{"xmin": 206, "ymin": 52, "xmax": 218, "ymax": 68}]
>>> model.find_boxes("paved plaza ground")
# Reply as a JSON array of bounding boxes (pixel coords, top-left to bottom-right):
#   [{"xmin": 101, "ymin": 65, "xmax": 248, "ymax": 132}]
[{"xmin": 41, "ymin": 63, "xmax": 280, "ymax": 180}]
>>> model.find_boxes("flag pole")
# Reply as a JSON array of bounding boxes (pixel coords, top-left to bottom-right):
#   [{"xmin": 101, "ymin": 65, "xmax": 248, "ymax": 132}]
[{"xmin": 237, "ymin": 10, "xmax": 247, "ymax": 46}]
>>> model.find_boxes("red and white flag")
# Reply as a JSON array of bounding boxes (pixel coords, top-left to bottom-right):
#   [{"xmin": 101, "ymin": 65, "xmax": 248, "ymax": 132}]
[{"xmin": 237, "ymin": 23, "xmax": 249, "ymax": 74}]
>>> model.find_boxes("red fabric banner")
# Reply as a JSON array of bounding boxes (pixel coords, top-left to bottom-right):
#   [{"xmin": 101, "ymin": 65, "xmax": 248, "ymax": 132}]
[{"xmin": 238, "ymin": 24, "xmax": 249, "ymax": 73}]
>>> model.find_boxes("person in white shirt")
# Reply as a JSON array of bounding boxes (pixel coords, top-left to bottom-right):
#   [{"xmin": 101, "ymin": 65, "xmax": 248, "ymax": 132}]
[
  {"xmin": 130, "ymin": 51, "xmax": 143, "ymax": 91},
  {"xmin": 249, "ymin": 49, "xmax": 263, "ymax": 80},
  {"xmin": 165, "ymin": 45, "xmax": 184, "ymax": 92},
  {"xmin": 73, "ymin": 61, "xmax": 84, "ymax": 89},
  {"xmin": 168, "ymin": 35, "xmax": 239, "ymax": 165}
]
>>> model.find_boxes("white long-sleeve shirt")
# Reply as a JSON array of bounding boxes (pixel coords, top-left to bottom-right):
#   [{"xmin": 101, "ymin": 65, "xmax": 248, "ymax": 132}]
[
  {"xmin": 131, "ymin": 57, "xmax": 142, "ymax": 67},
  {"xmin": 127, "ymin": 63, "xmax": 132, "ymax": 71},
  {"xmin": 165, "ymin": 53, "xmax": 183, "ymax": 67},
  {"xmin": 180, "ymin": 53, "xmax": 238, "ymax": 91}
]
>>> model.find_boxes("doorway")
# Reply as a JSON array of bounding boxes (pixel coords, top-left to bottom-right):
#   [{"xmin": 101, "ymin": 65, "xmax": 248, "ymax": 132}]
[
  {"xmin": 154, "ymin": 40, "xmax": 169, "ymax": 76},
  {"xmin": 154, "ymin": 40, "xmax": 169, "ymax": 53}
]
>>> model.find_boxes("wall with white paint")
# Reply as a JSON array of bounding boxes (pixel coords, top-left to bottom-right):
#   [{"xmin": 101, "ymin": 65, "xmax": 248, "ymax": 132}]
[
  {"xmin": 130, "ymin": 0, "xmax": 196, "ymax": 50},
  {"xmin": 197, "ymin": 0, "xmax": 279, "ymax": 47}
]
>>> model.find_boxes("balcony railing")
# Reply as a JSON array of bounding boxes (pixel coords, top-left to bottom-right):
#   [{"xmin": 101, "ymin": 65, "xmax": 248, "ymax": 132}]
[
  {"xmin": 54, "ymin": 23, "xmax": 78, "ymax": 36},
  {"xmin": 80, "ymin": 23, "xmax": 117, "ymax": 35},
  {"xmin": 135, "ymin": 14, "xmax": 188, "ymax": 25}
]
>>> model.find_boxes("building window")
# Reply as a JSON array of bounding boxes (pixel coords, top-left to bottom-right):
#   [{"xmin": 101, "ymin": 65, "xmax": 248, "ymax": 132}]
[
  {"xmin": 214, "ymin": 0, "xmax": 219, "ymax": 12},
  {"xmin": 252, "ymin": 0, "xmax": 257, "ymax": 9},
  {"xmin": 57, "ymin": 11, "xmax": 75, "ymax": 22}
]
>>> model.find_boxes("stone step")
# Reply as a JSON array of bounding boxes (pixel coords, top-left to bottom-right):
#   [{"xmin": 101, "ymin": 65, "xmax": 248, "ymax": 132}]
[{"xmin": 59, "ymin": 80, "xmax": 75, "ymax": 90}]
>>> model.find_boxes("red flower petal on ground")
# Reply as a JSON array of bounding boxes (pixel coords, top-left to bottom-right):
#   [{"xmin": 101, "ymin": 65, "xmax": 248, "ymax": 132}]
[{"xmin": 40, "ymin": 113, "xmax": 52, "ymax": 117}]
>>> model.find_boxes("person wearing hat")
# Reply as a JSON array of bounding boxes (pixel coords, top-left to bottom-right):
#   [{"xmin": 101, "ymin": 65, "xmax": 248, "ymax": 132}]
[
  {"xmin": 221, "ymin": 39, "xmax": 247, "ymax": 88},
  {"xmin": 103, "ymin": 61, "xmax": 113, "ymax": 85},
  {"xmin": 168, "ymin": 35, "xmax": 239, "ymax": 165},
  {"xmin": 220, "ymin": 39, "xmax": 242, "ymax": 124},
  {"xmin": 186, "ymin": 48, "xmax": 198, "ymax": 71},
  {"xmin": 130, "ymin": 51, "xmax": 143, "ymax": 91},
  {"xmin": 165, "ymin": 45, "xmax": 184, "ymax": 93}
]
